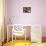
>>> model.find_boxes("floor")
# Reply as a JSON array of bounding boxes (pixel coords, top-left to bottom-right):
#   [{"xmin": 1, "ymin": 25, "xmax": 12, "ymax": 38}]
[
  {"xmin": 3, "ymin": 40, "xmax": 46, "ymax": 46},
  {"xmin": 3, "ymin": 40, "xmax": 31, "ymax": 46}
]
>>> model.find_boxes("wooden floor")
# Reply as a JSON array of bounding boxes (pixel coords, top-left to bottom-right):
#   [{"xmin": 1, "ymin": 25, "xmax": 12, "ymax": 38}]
[
  {"xmin": 3, "ymin": 40, "xmax": 46, "ymax": 46},
  {"xmin": 3, "ymin": 40, "xmax": 31, "ymax": 46}
]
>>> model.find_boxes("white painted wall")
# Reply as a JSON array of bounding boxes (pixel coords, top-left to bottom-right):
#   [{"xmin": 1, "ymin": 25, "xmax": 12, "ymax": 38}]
[
  {"xmin": 0, "ymin": 0, "xmax": 4, "ymax": 45},
  {"xmin": 7, "ymin": 0, "xmax": 46, "ymax": 37}
]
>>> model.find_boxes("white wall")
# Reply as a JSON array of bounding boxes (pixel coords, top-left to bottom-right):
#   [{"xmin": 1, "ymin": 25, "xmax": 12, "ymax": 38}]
[
  {"xmin": 7, "ymin": 0, "xmax": 46, "ymax": 37},
  {"xmin": 0, "ymin": 0, "xmax": 4, "ymax": 42}
]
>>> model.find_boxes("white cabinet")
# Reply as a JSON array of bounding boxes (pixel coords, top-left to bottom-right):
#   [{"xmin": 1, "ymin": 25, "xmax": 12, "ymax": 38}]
[{"xmin": 31, "ymin": 25, "xmax": 42, "ymax": 43}]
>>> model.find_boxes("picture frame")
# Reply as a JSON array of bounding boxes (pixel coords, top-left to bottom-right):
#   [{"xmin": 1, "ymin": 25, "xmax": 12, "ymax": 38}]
[{"xmin": 23, "ymin": 7, "xmax": 31, "ymax": 13}]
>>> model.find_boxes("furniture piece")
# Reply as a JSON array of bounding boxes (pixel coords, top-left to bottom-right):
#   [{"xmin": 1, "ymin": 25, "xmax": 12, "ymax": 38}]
[
  {"xmin": 7, "ymin": 24, "xmax": 42, "ymax": 43},
  {"xmin": 31, "ymin": 25, "xmax": 42, "ymax": 43}
]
